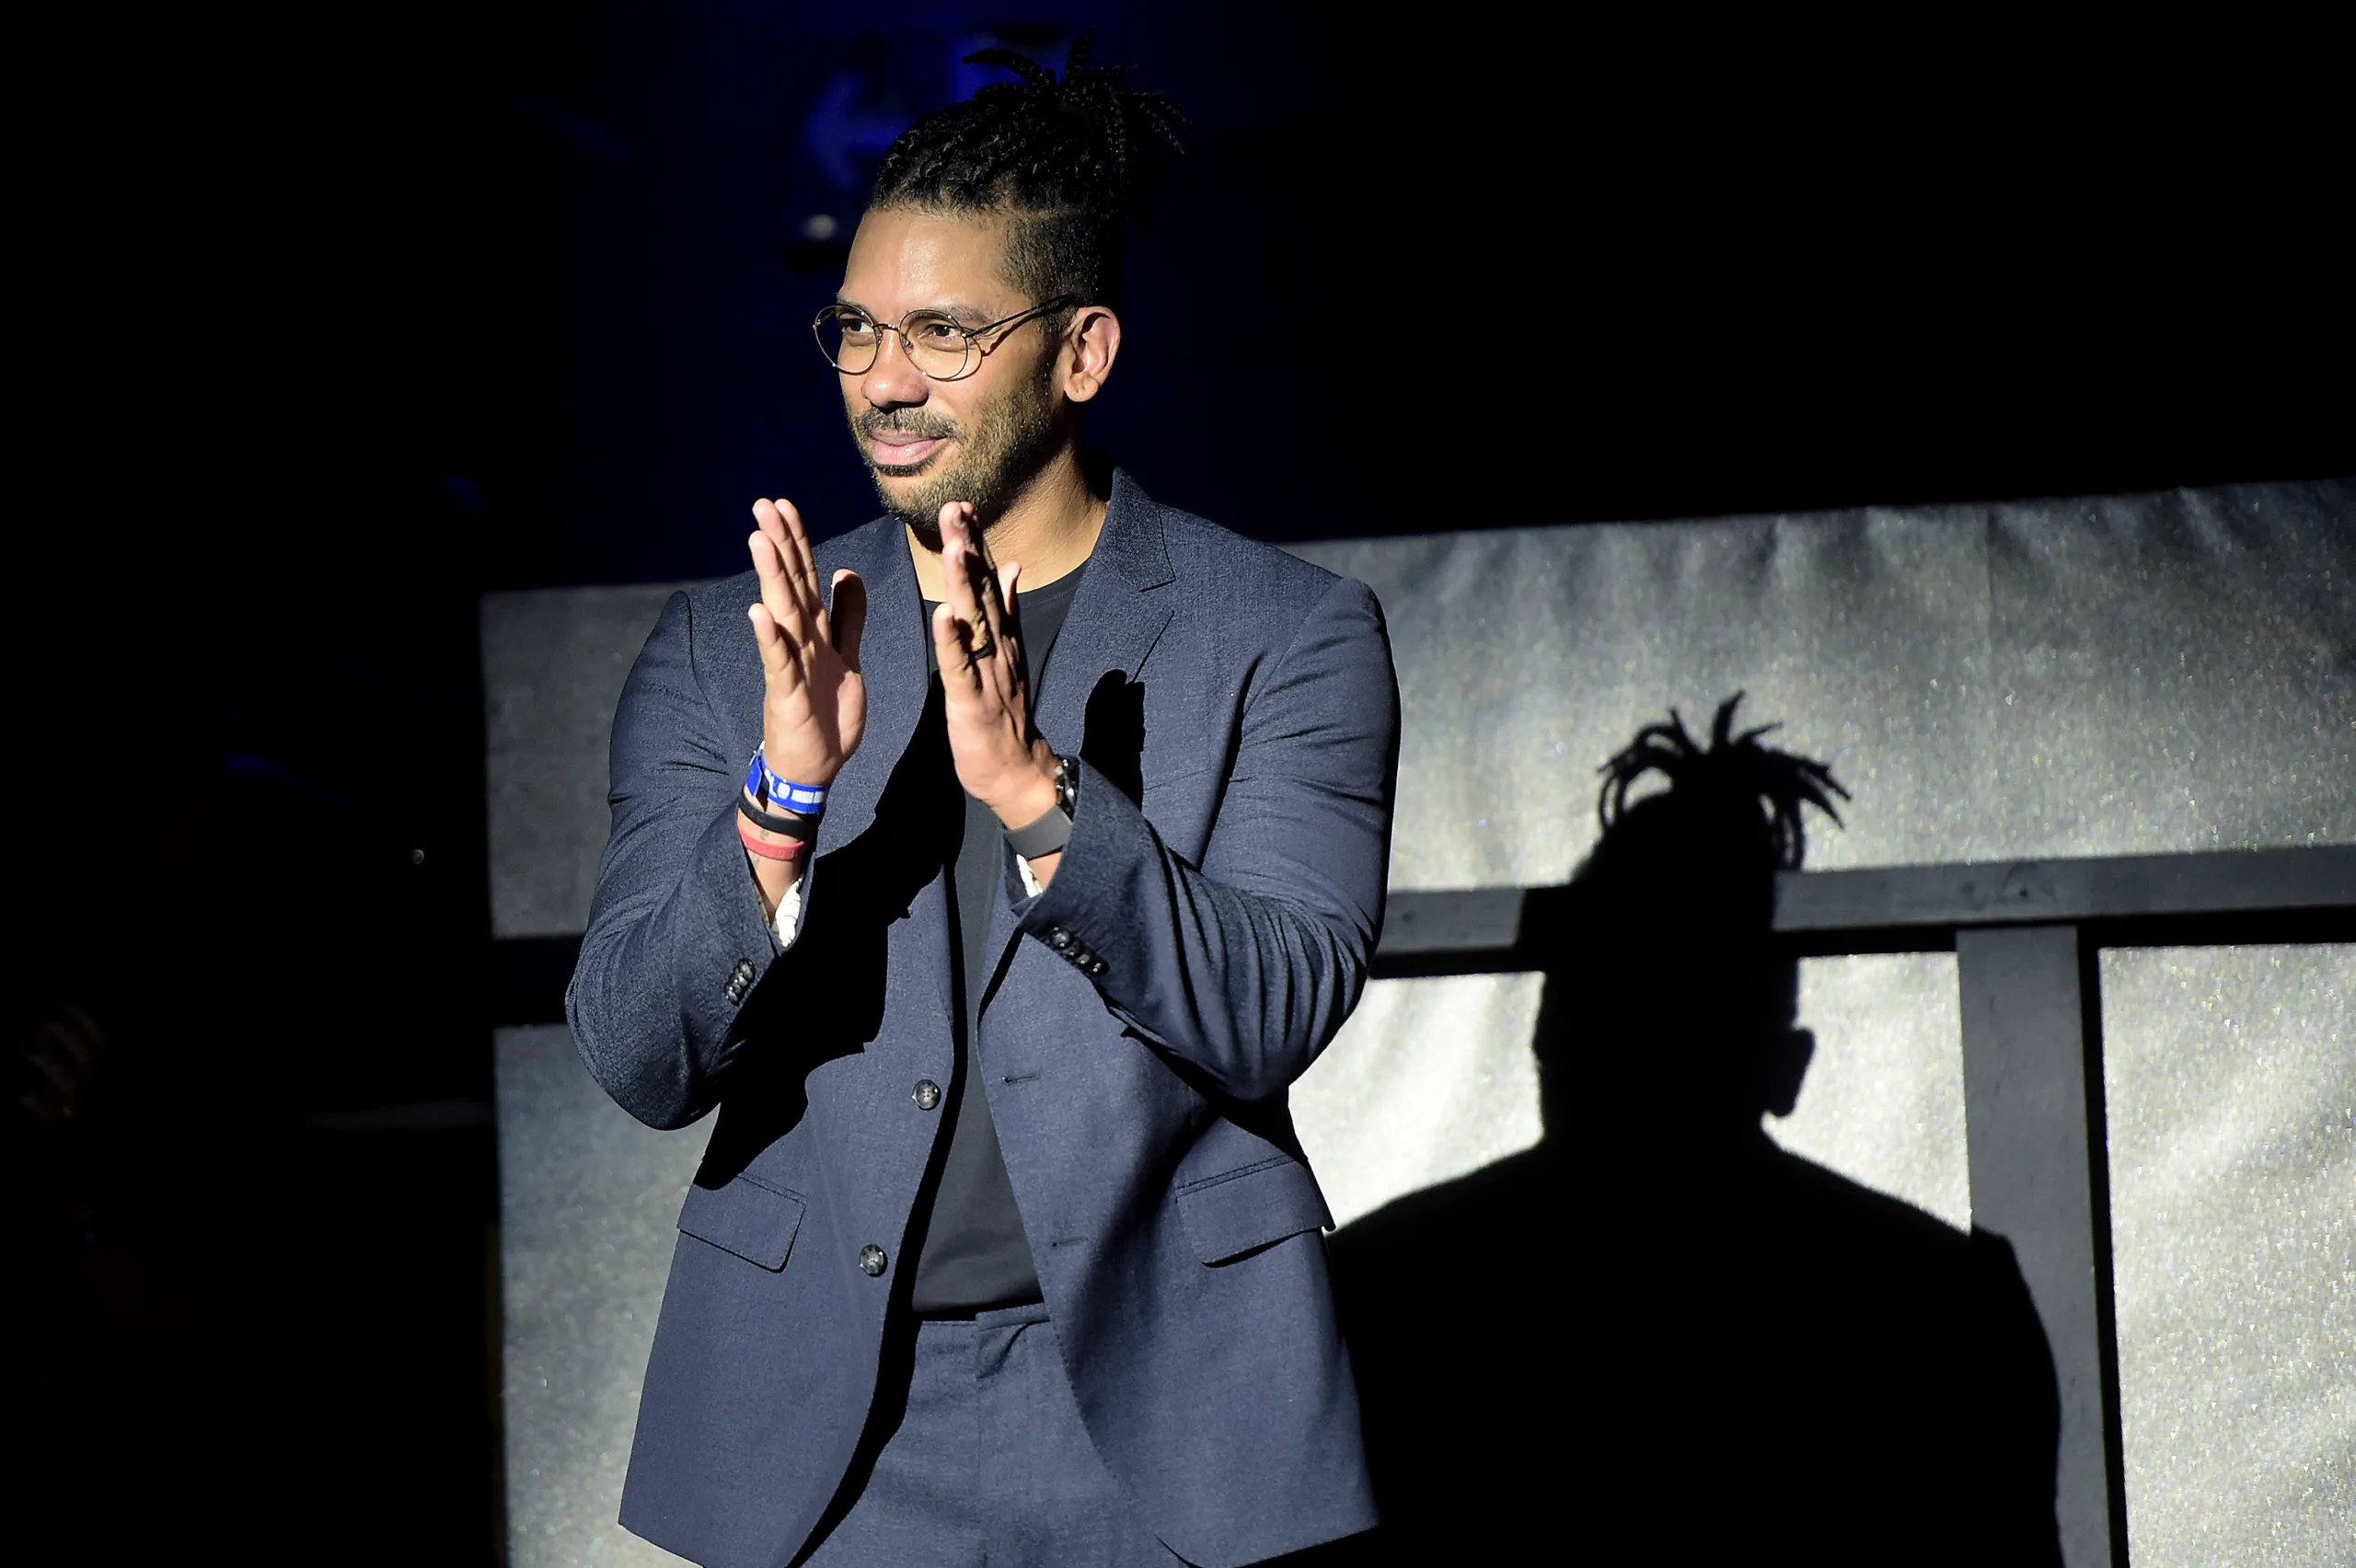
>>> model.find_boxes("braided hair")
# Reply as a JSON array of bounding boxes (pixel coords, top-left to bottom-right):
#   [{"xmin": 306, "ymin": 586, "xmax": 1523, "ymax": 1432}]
[
  {"xmin": 869, "ymin": 30, "xmax": 1185, "ymax": 315},
  {"xmin": 1575, "ymin": 694, "xmax": 1849, "ymax": 936},
  {"xmin": 1597, "ymin": 695, "xmax": 1848, "ymax": 871}
]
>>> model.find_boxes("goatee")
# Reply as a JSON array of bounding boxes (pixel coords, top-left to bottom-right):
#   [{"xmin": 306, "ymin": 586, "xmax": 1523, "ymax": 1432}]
[{"xmin": 858, "ymin": 360, "xmax": 1065, "ymax": 545}]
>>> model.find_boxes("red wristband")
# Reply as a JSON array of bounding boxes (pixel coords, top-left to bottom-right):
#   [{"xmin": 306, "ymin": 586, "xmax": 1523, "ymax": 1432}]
[{"xmin": 737, "ymin": 818, "xmax": 807, "ymax": 861}]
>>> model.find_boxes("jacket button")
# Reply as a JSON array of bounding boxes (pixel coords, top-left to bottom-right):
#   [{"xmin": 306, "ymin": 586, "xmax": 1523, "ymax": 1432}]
[
  {"xmin": 912, "ymin": 1079, "xmax": 941, "ymax": 1112},
  {"xmin": 858, "ymin": 1245, "xmax": 887, "ymax": 1277},
  {"xmin": 1047, "ymin": 928, "xmax": 1073, "ymax": 952},
  {"xmin": 724, "ymin": 959, "xmax": 756, "ymax": 1004},
  {"xmin": 1087, "ymin": 957, "xmax": 1107, "ymax": 975}
]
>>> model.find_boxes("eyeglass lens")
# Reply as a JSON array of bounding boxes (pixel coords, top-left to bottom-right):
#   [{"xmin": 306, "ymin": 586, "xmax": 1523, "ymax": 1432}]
[{"xmin": 815, "ymin": 311, "xmax": 973, "ymax": 379}]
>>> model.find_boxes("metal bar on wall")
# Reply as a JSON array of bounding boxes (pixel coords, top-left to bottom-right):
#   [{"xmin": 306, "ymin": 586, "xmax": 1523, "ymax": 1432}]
[
  {"xmin": 1957, "ymin": 924, "xmax": 2129, "ymax": 1568},
  {"xmin": 1773, "ymin": 847, "xmax": 2356, "ymax": 935},
  {"xmin": 1362, "ymin": 846, "xmax": 2355, "ymax": 978}
]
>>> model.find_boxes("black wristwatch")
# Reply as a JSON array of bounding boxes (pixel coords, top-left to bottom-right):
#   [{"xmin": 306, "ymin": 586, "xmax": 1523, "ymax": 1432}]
[{"xmin": 1005, "ymin": 754, "xmax": 1079, "ymax": 859}]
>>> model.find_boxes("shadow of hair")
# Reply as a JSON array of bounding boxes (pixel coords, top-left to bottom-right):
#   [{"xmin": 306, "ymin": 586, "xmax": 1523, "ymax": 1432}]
[{"xmin": 1326, "ymin": 698, "xmax": 2063, "ymax": 1566}]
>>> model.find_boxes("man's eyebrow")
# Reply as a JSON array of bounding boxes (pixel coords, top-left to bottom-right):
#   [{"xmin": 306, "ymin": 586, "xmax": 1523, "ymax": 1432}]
[{"xmin": 830, "ymin": 296, "xmax": 996, "ymax": 324}]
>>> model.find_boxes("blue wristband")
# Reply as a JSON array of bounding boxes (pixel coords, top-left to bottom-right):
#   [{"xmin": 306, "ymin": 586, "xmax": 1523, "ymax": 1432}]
[{"xmin": 746, "ymin": 749, "xmax": 827, "ymax": 816}]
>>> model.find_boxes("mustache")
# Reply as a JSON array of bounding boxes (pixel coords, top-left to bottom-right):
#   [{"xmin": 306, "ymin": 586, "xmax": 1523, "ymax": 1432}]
[{"xmin": 859, "ymin": 409, "xmax": 961, "ymax": 442}]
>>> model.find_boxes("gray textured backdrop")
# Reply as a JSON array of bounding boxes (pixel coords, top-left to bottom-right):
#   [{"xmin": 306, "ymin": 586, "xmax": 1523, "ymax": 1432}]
[{"xmin": 487, "ymin": 480, "xmax": 2353, "ymax": 1567}]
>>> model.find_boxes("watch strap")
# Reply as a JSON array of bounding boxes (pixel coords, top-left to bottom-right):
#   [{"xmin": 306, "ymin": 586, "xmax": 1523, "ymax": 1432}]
[
  {"xmin": 1005, "ymin": 801, "xmax": 1072, "ymax": 859},
  {"xmin": 1006, "ymin": 755, "xmax": 1078, "ymax": 859}
]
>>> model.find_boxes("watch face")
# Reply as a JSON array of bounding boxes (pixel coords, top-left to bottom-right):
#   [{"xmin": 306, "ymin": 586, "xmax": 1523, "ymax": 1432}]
[{"xmin": 1055, "ymin": 755, "xmax": 1079, "ymax": 816}]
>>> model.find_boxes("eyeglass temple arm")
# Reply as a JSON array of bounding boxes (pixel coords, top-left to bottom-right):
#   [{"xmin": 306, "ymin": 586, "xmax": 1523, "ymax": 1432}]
[{"xmin": 972, "ymin": 294, "xmax": 1081, "ymax": 352}]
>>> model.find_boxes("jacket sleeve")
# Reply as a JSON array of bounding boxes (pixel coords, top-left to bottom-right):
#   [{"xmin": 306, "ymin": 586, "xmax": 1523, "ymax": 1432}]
[
  {"xmin": 566, "ymin": 590, "xmax": 782, "ymax": 1130},
  {"xmin": 1016, "ymin": 575, "xmax": 1400, "ymax": 1102}
]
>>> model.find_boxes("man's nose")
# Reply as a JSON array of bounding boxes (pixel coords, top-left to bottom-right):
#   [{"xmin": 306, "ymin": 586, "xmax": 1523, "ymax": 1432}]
[{"xmin": 860, "ymin": 329, "xmax": 929, "ymax": 408}]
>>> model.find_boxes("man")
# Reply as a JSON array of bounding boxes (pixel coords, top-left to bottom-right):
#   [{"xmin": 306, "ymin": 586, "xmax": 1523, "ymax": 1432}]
[{"xmin": 568, "ymin": 45, "xmax": 1399, "ymax": 1568}]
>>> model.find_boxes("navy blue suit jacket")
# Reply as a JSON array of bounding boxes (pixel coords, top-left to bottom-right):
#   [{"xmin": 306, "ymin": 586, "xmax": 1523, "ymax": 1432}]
[{"xmin": 568, "ymin": 473, "xmax": 1401, "ymax": 1568}]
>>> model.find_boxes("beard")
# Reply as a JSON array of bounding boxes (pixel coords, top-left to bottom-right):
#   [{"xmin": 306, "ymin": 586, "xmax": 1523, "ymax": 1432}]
[{"xmin": 853, "ymin": 359, "xmax": 1066, "ymax": 545}]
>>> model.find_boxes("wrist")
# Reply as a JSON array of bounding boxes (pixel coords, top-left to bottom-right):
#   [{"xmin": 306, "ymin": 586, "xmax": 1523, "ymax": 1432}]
[
  {"xmin": 757, "ymin": 737, "xmax": 837, "ymax": 779},
  {"xmin": 989, "ymin": 750, "xmax": 1061, "ymax": 831},
  {"xmin": 747, "ymin": 748, "xmax": 831, "ymax": 818},
  {"xmin": 1002, "ymin": 752, "xmax": 1079, "ymax": 862},
  {"xmin": 745, "ymin": 837, "xmax": 803, "ymax": 922},
  {"xmin": 759, "ymin": 761, "xmax": 837, "ymax": 791},
  {"xmin": 737, "ymin": 813, "xmax": 808, "ymax": 862},
  {"xmin": 743, "ymin": 785, "xmax": 818, "ymax": 824},
  {"xmin": 738, "ymin": 790, "xmax": 817, "ymax": 847}
]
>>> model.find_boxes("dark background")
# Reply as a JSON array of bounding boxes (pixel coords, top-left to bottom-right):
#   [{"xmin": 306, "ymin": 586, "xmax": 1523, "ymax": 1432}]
[{"xmin": 10, "ymin": 3, "xmax": 2346, "ymax": 1558}]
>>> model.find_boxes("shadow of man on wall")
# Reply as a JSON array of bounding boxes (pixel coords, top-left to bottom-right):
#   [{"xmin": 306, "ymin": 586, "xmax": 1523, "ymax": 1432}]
[{"xmin": 1328, "ymin": 698, "xmax": 2064, "ymax": 1566}]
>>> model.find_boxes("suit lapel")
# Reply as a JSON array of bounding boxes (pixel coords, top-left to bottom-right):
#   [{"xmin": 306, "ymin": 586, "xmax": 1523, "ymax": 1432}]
[
  {"xmin": 814, "ymin": 519, "xmax": 927, "ymax": 845},
  {"xmin": 982, "ymin": 472, "xmax": 1177, "ymax": 1007},
  {"xmin": 1027, "ymin": 470, "xmax": 1175, "ymax": 753}
]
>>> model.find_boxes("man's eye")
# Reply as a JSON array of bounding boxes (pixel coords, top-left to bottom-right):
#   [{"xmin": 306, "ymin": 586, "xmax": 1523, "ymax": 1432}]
[
  {"xmin": 837, "ymin": 318, "xmax": 877, "ymax": 340},
  {"xmin": 910, "ymin": 318, "xmax": 965, "ymax": 345}
]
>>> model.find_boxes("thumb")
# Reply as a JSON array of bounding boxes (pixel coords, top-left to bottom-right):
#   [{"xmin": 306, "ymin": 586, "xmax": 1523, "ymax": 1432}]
[{"xmin": 829, "ymin": 570, "xmax": 868, "ymax": 670}]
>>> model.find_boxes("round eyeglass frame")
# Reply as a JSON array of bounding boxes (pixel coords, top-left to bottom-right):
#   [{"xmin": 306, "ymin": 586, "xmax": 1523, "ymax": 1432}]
[{"xmin": 813, "ymin": 294, "xmax": 1080, "ymax": 382}]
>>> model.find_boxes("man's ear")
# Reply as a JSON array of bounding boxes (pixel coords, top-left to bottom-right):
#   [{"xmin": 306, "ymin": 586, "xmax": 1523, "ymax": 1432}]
[{"xmin": 1061, "ymin": 305, "xmax": 1122, "ymax": 403}]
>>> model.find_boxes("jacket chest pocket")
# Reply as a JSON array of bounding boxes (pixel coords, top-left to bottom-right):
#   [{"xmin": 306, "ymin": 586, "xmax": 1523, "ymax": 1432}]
[
  {"xmin": 1174, "ymin": 1158, "xmax": 1334, "ymax": 1265},
  {"xmin": 678, "ymin": 1177, "xmax": 807, "ymax": 1271}
]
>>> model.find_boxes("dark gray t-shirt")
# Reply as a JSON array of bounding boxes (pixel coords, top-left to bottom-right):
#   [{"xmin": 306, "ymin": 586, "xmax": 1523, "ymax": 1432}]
[{"xmin": 908, "ymin": 563, "xmax": 1086, "ymax": 1315}]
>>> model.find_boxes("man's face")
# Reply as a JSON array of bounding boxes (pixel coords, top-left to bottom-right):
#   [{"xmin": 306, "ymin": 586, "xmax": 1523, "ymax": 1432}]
[{"xmin": 835, "ymin": 207, "xmax": 1066, "ymax": 539}]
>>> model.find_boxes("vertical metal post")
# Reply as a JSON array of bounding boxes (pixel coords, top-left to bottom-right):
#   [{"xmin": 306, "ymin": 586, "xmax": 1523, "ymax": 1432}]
[{"xmin": 1956, "ymin": 923, "xmax": 2129, "ymax": 1567}]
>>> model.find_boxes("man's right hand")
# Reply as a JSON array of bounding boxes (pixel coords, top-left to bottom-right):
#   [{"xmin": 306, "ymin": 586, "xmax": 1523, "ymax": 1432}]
[{"xmin": 748, "ymin": 498, "xmax": 867, "ymax": 788}]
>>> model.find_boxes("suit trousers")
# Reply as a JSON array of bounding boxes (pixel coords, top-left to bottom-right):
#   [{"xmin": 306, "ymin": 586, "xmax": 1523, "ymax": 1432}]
[{"xmin": 800, "ymin": 1303, "xmax": 1184, "ymax": 1568}]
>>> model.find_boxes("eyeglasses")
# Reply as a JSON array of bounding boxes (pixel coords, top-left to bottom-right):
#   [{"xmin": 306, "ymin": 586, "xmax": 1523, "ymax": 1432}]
[{"xmin": 813, "ymin": 295, "xmax": 1080, "ymax": 382}]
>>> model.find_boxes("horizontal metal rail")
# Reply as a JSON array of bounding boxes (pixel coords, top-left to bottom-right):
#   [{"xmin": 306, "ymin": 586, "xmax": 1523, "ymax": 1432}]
[{"xmin": 1370, "ymin": 845, "xmax": 2355, "ymax": 976}]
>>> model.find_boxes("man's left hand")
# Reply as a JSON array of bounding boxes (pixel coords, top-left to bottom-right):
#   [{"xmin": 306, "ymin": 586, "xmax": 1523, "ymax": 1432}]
[{"xmin": 932, "ymin": 502, "xmax": 1060, "ymax": 835}]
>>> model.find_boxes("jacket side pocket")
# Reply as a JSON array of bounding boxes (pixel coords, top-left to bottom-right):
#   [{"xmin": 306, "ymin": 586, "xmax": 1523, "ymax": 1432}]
[
  {"xmin": 1174, "ymin": 1158, "xmax": 1334, "ymax": 1266},
  {"xmin": 677, "ymin": 1177, "xmax": 806, "ymax": 1271}
]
